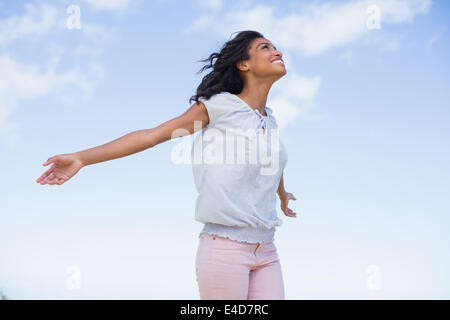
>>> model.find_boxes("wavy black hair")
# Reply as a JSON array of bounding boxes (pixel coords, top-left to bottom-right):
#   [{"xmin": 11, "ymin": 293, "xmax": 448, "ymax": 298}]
[{"xmin": 189, "ymin": 30, "xmax": 264, "ymax": 105}]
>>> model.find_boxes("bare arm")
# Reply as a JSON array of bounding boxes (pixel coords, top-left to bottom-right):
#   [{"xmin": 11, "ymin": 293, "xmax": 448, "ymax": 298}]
[
  {"xmin": 77, "ymin": 101, "xmax": 209, "ymax": 166},
  {"xmin": 37, "ymin": 101, "xmax": 209, "ymax": 185},
  {"xmin": 277, "ymin": 172, "xmax": 286, "ymax": 197},
  {"xmin": 277, "ymin": 172, "xmax": 297, "ymax": 218}
]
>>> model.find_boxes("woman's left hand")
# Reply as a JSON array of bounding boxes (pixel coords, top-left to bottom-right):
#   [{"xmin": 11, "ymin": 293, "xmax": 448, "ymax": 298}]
[{"xmin": 279, "ymin": 192, "xmax": 297, "ymax": 218}]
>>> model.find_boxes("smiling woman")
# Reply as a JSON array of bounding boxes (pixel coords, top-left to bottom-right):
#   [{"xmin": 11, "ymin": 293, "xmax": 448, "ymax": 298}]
[{"xmin": 36, "ymin": 30, "xmax": 296, "ymax": 300}]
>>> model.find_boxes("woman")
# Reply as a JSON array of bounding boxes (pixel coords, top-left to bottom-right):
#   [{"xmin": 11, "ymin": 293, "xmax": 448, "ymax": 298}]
[{"xmin": 36, "ymin": 30, "xmax": 297, "ymax": 300}]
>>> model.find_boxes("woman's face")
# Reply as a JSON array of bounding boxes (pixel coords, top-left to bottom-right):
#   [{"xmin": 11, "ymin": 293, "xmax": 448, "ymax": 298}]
[{"xmin": 237, "ymin": 37, "xmax": 286, "ymax": 80}]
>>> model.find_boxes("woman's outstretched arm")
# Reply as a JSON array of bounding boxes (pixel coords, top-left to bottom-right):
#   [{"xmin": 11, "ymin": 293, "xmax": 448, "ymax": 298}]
[{"xmin": 36, "ymin": 101, "xmax": 209, "ymax": 185}]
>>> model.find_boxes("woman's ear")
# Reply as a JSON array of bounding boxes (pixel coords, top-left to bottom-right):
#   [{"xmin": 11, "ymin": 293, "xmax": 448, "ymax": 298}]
[{"xmin": 236, "ymin": 61, "xmax": 248, "ymax": 72}]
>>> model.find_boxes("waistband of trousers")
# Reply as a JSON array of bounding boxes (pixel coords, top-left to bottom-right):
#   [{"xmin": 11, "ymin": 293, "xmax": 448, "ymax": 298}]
[{"xmin": 199, "ymin": 223, "xmax": 276, "ymax": 244}]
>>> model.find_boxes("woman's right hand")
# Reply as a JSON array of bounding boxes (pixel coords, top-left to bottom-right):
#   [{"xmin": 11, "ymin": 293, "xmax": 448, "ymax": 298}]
[{"xmin": 36, "ymin": 153, "xmax": 84, "ymax": 185}]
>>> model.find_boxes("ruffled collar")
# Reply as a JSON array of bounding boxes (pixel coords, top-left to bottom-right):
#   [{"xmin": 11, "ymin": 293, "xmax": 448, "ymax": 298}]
[
  {"xmin": 223, "ymin": 91, "xmax": 272, "ymax": 117},
  {"xmin": 221, "ymin": 91, "xmax": 274, "ymax": 131},
  {"xmin": 255, "ymin": 106, "xmax": 273, "ymax": 118}
]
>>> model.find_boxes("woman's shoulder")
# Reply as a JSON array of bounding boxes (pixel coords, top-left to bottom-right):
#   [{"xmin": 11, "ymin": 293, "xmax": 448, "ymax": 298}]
[
  {"xmin": 199, "ymin": 91, "xmax": 234, "ymax": 104},
  {"xmin": 198, "ymin": 91, "xmax": 240, "ymax": 126},
  {"xmin": 199, "ymin": 91, "xmax": 242, "ymax": 113}
]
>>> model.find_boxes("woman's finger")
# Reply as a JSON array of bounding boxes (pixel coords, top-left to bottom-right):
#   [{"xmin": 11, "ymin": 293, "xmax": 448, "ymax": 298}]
[
  {"xmin": 38, "ymin": 172, "xmax": 51, "ymax": 184},
  {"xmin": 40, "ymin": 171, "xmax": 56, "ymax": 185},
  {"xmin": 43, "ymin": 156, "xmax": 57, "ymax": 166},
  {"xmin": 37, "ymin": 167, "xmax": 54, "ymax": 183},
  {"xmin": 37, "ymin": 167, "xmax": 52, "ymax": 181},
  {"xmin": 48, "ymin": 175, "xmax": 59, "ymax": 185}
]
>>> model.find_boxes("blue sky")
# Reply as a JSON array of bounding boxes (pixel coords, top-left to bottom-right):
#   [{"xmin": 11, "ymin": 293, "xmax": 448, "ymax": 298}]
[{"xmin": 0, "ymin": 0, "xmax": 449, "ymax": 299}]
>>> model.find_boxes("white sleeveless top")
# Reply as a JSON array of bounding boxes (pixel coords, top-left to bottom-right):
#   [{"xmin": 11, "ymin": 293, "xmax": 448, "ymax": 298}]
[{"xmin": 191, "ymin": 91, "xmax": 288, "ymax": 243}]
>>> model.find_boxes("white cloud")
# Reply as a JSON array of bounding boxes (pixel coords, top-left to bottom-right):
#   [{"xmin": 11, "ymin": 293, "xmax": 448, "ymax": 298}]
[
  {"xmin": 271, "ymin": 73, "xmax": 323, "ymax": 130},
  {"xmin": 185, "ymin": 15, "xmax": 216, "ymax": 34},
  {"xmin": 0, "ymin": 2, "xmax": 112, "ymax": 144},
  {"xmin": 0, "ymin": 2, "xmax": 115, "ymax": 46},
  {"xmin": 426, "ymin": 27, "xmax": 444, "ymax": 55},
  {"xmin": 367, "ymin": 33, "xmax": 400, "ymax": 51},
  {"xmin": 197, "ymin": 0, "xmax": 223, "ymax": 12},
  {"xmin": 266, "ymin": 52, "xmax": 323, "ymax": 129},
  {"xmin": 0, "ymin": 54, "xmax": 94, "ymax": 101},
  {"xmin": 80, "ymin": 21, "xmax": 118, "ymax": 43},
  {"xmin": 0, "ymin": 3, "xmax": 63, "ymax": 47},
  {"xmin": 429, "ymin": 31, "xmax": 441, "ymax": 46},
  {"xmin": 80, "ymin": 0, "xmax": 133, "ymax": 13},
  {"xmin": 0, "ymin": 54, "xmax": 96, "ymax": 144},
  {"xmin": 184, "ymin": 0, "xmax": 431, "ymax": 125},
  {"xmin": 377, "ymin": 0, "xmax": 430, "ymax": 23},
  {"xmin": 185, "ymin": 0, "xmax": 431, "ymax": 55},
  {"xmin": 73, "ymin": 45, "xmax": 105, "ymax": 57}
]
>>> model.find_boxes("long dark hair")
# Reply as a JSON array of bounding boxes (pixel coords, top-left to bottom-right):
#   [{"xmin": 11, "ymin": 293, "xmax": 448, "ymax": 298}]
[{"xmin": 189, "ymin": 30, "xmax": 264, "ymax": 105}]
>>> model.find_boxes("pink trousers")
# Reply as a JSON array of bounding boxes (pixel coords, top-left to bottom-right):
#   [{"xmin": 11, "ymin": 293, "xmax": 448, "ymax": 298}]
[{"xmin": 195, "ymin": 233, "xmax": 285, "ymax": 300}]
